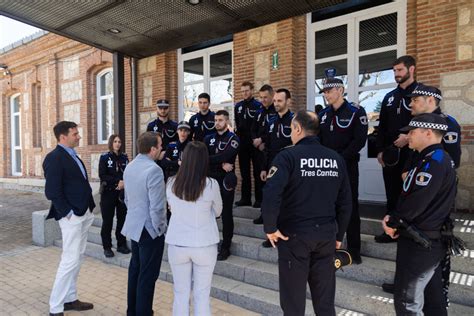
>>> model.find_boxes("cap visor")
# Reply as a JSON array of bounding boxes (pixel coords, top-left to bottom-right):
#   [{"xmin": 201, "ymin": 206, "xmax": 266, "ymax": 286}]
[{"xmin": 399, "ymin": 125, "xmax": 416, "ymax": 132}]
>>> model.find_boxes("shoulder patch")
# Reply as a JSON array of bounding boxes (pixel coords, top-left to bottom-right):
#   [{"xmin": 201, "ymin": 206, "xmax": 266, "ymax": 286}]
[
  {"xmin": 231, "ymin": 139, "xmax": 239, "ymax": 149},
  {"xmin": 267, "ymin": 166, "xmax": 278, "ymax": 179},
  {"xmin": 443, "ymin": 131, "xmax": 458, "ymax": 144},
  {"xmin": 359, "ymin": 115, "xmax": 368, "ymax": 125},
  {"xmin": 415, "ymin": 172, "xmax": 432, "ymax": 186}
]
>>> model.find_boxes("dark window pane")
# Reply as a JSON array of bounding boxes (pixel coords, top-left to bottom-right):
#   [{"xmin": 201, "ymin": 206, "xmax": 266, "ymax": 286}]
[
  {"xmin": 210, "ymin": 50, "xmax": 232, "ymax": 77},
  {"xmin": 101, "ymin": 99, "xmax": 108, "ymax": 141},
  {"xmin": 14, "ymin": 150, "xmax": 21, "ymax": 173},
  {"xmin": 315, "ymin": 59, "xmax": 347, "ymax": 80},
  {"xmin": 315, "ymin": 25, "xmax": 347, "ymax": 59},
  {"xmin": 13, "ymin": 96, "xmax": 20, "ymax": 113},
  {"xmin": 184, "ymin": 57, "xmax": 204, "ymax": 83},
  {"xmin": 14, "ymin": 115, "xmax": 20, "ymax": 147},
  {"xmin": 359, "ymin": 50, "xmax": 397, "ymax": 87},
  {"xmin": 359, "ymin": 13, "xmax": 397, "ymax": 51}
]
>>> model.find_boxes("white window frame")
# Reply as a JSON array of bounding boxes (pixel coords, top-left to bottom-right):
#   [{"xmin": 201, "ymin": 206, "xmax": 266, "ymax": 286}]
[
  {"xmin": 178, "ymin": 42, "xmax": 233, "ymax": 121},
  {"xmin": 306, "ymin": 0, "xmax": 407, "ymax": 110},
  {"xmin": 96, "ymin": 68, "xmax": 114, "ymax": 144},
  {"xmin": 10, "ymin": 93, "xmax": 22, "ymax": 176}
]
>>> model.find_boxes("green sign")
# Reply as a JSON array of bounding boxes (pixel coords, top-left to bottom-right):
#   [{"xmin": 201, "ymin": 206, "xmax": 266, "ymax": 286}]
[{"xmin": 272, "ymin": 50, "xmax": 279, "ymax": 70}]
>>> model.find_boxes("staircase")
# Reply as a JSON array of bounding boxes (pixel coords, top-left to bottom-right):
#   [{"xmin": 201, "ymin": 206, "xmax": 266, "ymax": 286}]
[{"xmin": 54, "ymin": 203, "xmax": 474, "ymax": 315}]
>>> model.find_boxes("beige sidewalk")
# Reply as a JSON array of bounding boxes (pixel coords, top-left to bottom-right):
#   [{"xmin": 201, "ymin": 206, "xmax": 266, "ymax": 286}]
[{"xmin": 0, "ymin": 247, "xmax": 258, "ymax": 316}]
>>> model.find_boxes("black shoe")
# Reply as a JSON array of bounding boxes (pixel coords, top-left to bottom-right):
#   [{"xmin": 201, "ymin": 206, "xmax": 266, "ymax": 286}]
[
  {"xmin": 235, "ymin": 199, "xmax": 252, "ymax": 207},
  {"xmin": 382, "ymin": 282, "xmax": 395, "ymax": 294},
  {"xmin": 262, "ymin": 239, "xmax": 273, "ymax": 248},
  {"xmin": 217, "ymin": 248, "xmax": 230, "ymax": 261},
  {"xmin": 352, "ymin": 254, "xmax": 362, "ymax": 264},
  {"xmin": 252, "ymin": 201, "xmax": 261, "ymax": 208},
  {"xmin": 253, "ymin": 216, "xmax": 263, "ymax": 225},
  {"xmin": 104, "ymin": 249, "xmax": 114, "ymax": 258},
  {"xmin": 375, "ymin": 233, "xmax": 397, "ymax": 243},
  {"xmin": 349, "ymin": 250, "xmax": 362, "ymax": 264},
  {"xmin": 117, "ymin": 245, "xmax": 131, "ymax": 254},
  {"xmin": 49, "ymin": 313, "xmax": 64, "ymax": 316}
]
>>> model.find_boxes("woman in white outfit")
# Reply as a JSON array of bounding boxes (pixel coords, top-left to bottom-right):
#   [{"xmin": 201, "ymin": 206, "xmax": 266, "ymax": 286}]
[{"xmin": 165, "ymin": 141, "xmax": 223, "ymax": 316}]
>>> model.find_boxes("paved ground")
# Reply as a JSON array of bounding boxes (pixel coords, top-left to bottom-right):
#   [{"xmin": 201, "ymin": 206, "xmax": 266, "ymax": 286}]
[{"xmin": 0, "ymin": 188, "xmax": 258, "ymax": 315}]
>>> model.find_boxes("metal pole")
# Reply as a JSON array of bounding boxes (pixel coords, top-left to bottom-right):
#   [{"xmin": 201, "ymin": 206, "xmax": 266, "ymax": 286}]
[
  {"xmin": 131, "ymin": 57, "xmax": 138, "ymax": 157},
  {"xmin": 113, "ymin": 52, "xmax": 125, "ymax": 145}
]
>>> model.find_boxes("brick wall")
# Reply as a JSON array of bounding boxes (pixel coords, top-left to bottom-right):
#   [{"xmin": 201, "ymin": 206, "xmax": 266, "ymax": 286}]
[{"xmin": 233, "ymin": 16, "xmax": 307, "ymax": 111}]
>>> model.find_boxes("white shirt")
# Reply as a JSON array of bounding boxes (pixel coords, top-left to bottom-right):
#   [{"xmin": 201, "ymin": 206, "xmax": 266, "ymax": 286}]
[{"xmin": 165, "ymin": 177, "xmax": 222, "ymax": 247}]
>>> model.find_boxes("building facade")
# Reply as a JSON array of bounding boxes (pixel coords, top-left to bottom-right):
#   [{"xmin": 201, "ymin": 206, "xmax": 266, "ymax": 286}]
[{"xmin": 1, "ymin": 0, "xmax": 473, "ymax": 209}]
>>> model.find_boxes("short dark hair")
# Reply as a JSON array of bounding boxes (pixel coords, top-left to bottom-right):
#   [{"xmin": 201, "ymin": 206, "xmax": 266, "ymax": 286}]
[
  {"xmin": 137, "ymin": 131, "xmax": 161, "ymax": 154},
  {"xmin": 393, "ymin": 55, "xmax": 416, "ymax": 69},
  {"xmin": 276, "ymin": 88, "xmax": 291, "ymax": 100},
  {"xmin": 259, "ymin": 84, "xmax": 274, "ymax": 94},
  {"xmin": 198, "ymin": 92, "xmax": 210, "ymax": 103},
  {"xmin": 172, "ymin": 141, "xmax": 209, "ymax": 202},
  {"xmin": 421, "ymin": 95, "xmax": 441, "ymax": 107},
  {"xmin": 215, "ymin": 109, "xmax": 229, "ymax": 118},
  {"xmin": 107, "ymin": 134, "xmax": 123, "ymax": 154},
  {"xmin": 242, "ymin": 81, "xmax": 254, "ymax": 90},
  {"xmin": 293, "ymin": 110, "xmax": 320, "ymax": 136},
  {"xmin": 53, "ymin": 121, "xmax": 77, "ymax": 141},
  {"xmin": 432, "ymin": 129, "xmax": 445, "ymax": 139}
]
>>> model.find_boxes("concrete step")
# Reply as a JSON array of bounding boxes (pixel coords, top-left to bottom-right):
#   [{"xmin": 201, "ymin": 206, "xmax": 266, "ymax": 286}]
[
  {"xmin": 86, "ymin": 224, "xmax": 474, "ymax": 278},
  {"xmin": 54, "ymin": 239, "xmax": 473, "ymax": 316},
  {"xmin": 86, "ymin": 226, "xmax": 474, "ymax": 307},
  {"xmin": 54, "ymin": 239, "xmax": 362, "ymax": 315}
]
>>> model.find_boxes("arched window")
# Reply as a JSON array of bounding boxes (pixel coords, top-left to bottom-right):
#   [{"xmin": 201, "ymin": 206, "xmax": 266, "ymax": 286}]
[{"xmin": 96, "ymin": 68, "xmax": 114, "ymax": 144}]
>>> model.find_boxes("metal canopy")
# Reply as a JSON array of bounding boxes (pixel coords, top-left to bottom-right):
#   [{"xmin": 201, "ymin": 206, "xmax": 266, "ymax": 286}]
[{"xmin": 0, "ymin": 0, "xmax": 344, "ymax": 58}]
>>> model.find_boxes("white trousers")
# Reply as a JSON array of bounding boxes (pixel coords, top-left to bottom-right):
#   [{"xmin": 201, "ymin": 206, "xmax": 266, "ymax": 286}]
[
  {"xmin": 49, "ymin": 211, "xmax": 94, "ymax": 313},
  {"xmin": 168, "ymin": 244, "xmax": 218, "ymax": 316}
]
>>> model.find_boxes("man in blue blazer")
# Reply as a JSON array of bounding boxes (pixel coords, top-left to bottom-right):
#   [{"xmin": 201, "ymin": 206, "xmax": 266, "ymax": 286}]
[
  {"xmin": 43, "ymin": 121, "xmax": 95, "ymax": 316},
  {"xmin": 122, "ymin": 131, "xmax": 167, "ymax": 316}
]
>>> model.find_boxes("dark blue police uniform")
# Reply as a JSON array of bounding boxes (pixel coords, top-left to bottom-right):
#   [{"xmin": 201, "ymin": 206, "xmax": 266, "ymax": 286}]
[
  {"xmin": 204, "ymin": 130, "xmax": 240, "ymax": 258},
  {"xmin": 190, "ymin": 111, "xmax": 216, "ymax": 142},
  {"xmin": 318, "ymin": 99, "xmax": 368, "ymax": 260},
  {"xmin": 261, "ymin": 136, "xmax": 352, "ymax": 316},
  {"xmin": 376, "ymin": 81, "xmax": 417, "ymax": 213},
  {"xmin": 392, "ymin": 144, "xmax": 456, "ymax": 315},
  {"xmin": 98, "ymin": 151, "xmax": 129, "ymax": 251},
  {"xmin": 234, "ymin": 97, "xmax": 263, "ymax": 204},
  {"xmin": 262, "ymin": 110, "xmax": 294, "ymax": 171},
  {"xmin": 161, "ymin": 139, "xmax": 189, "ymax": 180},
  {"xmin": 146, "ymin": 118, "xmax": 178, "ymax": 150}
]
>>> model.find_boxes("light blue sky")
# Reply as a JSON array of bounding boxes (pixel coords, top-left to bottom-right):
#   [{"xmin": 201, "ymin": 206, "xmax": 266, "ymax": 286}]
[{"xmin": 0, "ymin": 16, "xmax": 41, "ymax": 49}]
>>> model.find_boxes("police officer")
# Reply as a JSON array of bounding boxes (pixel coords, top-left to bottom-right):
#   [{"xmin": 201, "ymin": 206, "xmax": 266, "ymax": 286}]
[
  {"xmin": 146, "ymin": 99, "xmax": 178, "ymax": 156},
  {"xmin": 234, "ymin": 81, "xmax": 263, "ymax": 208},
  {"xmin": 381, "ymin": 85, "xmax": 462, "ymax": 304},
  {"xmin": 161, "ymin": 121, "xmax": 191, "ymax": 181},
  {"xmin": 204, "ymin": 110, "xmax": 240, "ymax": 261},
  {"xmin": 318, "ymin": 78, "xmax": 368, "ymax": 263},
  {"xmin": 375, "ymin": 56, "xmax": 418, "ymax": 243},
  {"xmin": 99, "ymin": 134, "xmax": 130, "ymax": 258},
  {"xmin": 382, "ymin": 113, "xmax": 456, "ymax": 316},
  {"xmin": 190, "ymin": 92, "xmax": 216, "ymax": 142},
  {"xmin": 262, "ymin": 110, "xmax": 352, "ymax": 316},
  {"xmin": 407, "ymin": 84, "xmax": 461, "ymax": 168},
  {"xmin": 257, "ymin": 88, "xmax": 294, "ymax": 233}
]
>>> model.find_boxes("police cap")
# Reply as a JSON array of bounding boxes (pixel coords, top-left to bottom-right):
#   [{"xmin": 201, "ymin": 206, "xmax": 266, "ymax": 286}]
[
  {"xmin": 407, "ymin": 84, "xmax": 442, "ymax": 101},
  {"xmin": 400, "ymin": 113, "xmax": 448, "ymax": 132},
  {"xmin": 319, "ymin": 78, "xmax": 344, "ymax": 94},
  {"xmin": 156, "ymin": 99, "xmax": 170, "ymax": 108}
]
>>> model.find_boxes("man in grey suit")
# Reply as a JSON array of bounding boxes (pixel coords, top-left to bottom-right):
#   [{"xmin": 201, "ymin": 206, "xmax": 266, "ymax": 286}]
[{"xmin": 122, "ymin": 131, "xmax": 167, "ymax": 316}]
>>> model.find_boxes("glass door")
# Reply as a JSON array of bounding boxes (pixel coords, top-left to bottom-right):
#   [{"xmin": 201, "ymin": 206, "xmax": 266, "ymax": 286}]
[{"xmin": 308, "ymin": 0, "xmax": 406, "ymax": 201}]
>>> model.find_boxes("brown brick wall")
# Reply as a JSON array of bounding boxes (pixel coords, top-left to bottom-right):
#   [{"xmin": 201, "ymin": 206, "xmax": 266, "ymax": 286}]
[{"xmin": 233, "ymin": 16, "xmax": 307, "ymax": 111}]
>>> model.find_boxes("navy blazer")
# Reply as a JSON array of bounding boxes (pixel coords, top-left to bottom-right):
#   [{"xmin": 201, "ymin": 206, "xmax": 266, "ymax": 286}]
[{"xmin": 43, "ymin": 145, "xmax": 96, "ymax": 220}]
